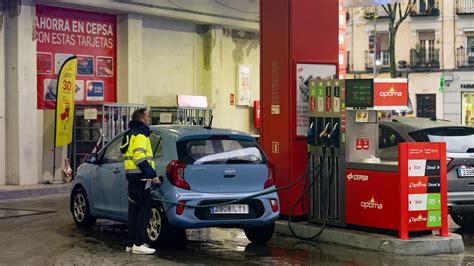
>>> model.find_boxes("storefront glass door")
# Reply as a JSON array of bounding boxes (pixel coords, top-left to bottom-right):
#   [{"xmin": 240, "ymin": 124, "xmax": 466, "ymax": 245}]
[{"xmin": 462, "ymin": 92, "xmax": 474, "ymax": 127}]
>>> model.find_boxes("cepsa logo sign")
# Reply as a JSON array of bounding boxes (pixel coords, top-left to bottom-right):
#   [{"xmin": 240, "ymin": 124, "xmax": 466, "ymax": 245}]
[
  {"xmin": 373, "ymin": 79, "xmax": 408, "ymax": 108},
  {"xmin": 360, "ymin": 195, "xmax": 383, "ymax": 210},
  {"xmin": 346, "ymin": 172, "xmax": 369, "ymax": 182}
]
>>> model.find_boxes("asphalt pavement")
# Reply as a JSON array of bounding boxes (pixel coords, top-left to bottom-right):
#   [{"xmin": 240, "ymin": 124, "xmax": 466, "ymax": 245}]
[{"xmin": 1, "ymin": 194, "xmax": 474, "ymax": 265}]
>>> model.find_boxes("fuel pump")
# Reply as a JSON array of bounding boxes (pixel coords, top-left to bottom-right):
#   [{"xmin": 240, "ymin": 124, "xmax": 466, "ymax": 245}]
[{"xmin": 308, "ymin": 80, "xmax": 346, "ymax": 226}]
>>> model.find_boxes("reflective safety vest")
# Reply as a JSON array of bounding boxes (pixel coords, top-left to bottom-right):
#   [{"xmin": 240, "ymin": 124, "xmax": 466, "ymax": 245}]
[{"xmin": 122, "ymin": 132, "xmax": 156, "ymax": 177}]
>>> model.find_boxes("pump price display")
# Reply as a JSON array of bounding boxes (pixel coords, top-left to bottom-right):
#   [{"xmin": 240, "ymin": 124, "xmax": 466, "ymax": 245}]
[
  {"xmin": 210, "ymin": 204, "xmax": 249, "ymax": 214},
  {"xmin": 345, "ymin": 79, "xmax": 373, "ymax": 108}
]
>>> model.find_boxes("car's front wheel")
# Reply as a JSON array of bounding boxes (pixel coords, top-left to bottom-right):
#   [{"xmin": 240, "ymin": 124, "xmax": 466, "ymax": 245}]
[
  {"xmin": 70, "ymin": 187, "xmax": 97, "ymax": 228},
  {"xmin": 244, "ymin": 223, "xmax": 275, "ymax": 244},
  {"xmin": 147, "ymin": 203, "xmax": 187, "ymax": 248},
  {"xmin": 451, "ymin": 214, "xmax": 474, "ymax": 228}
]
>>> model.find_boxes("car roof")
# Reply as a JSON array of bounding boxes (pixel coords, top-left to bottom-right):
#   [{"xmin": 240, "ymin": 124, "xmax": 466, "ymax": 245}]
[
  {"xmin": 380, "ymin": 117, "xmax": 464, "ymax": 133},
  {"xmin": 149, "ymin": 125, "xmax": 254, "ymax": 141}
]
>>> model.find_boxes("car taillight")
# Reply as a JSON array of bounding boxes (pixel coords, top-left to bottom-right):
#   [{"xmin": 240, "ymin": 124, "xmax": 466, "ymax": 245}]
[
  {"xmin": 269, "ymin": 199, "xmax": 279, "ymax": 212},
  {"xmin": 166, "ymin": 160, "xmax": 191, "ymax": 190},
  {"xmin": 447, "ymin": 157, "xmax": 453, "ymax": 166},
  {"xmin": 176, "ymin": 200, "xmax": 186, "ymax": 215},
  {"xmin": 264, "ymin": 162, "xmax": 276, "ymax": 189}
]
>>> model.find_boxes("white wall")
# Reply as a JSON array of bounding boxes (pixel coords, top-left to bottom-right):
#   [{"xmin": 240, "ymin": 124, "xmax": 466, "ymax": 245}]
[
  {"xmin": 213, "ymin": 28, "xmax": 260, "ymax": 134},
  {"xmin": 141, "ymin": 16, "xmax": 202, "ymax": 106}
]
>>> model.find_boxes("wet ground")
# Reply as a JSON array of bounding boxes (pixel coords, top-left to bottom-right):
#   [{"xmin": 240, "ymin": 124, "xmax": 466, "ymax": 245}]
[{"xmin": 2, "ymin": 194, "xmax": 474, "ymax": 265}]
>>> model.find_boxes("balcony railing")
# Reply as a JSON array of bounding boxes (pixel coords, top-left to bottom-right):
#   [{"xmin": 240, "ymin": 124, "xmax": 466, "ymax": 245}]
[
  {"xmin": 457, "ymin": 48, "xmax": 474, "ymax": 67},
  {"xmin": 456, "ymin": 0, "xmax": 474, "ymax": 15},
  {"xmin": 363, "ymin": 6, "xmax": 390, "ymax": 19},
  {"xmin": 410, "ymin": 1, "xmax": 440, "ymax": 17},
  {"xmin": 410, "ymin": 48, "xmax": 440, "ymax": 69},
  {"xmin": 365, "ymin": 50, "xmax": 390, "ymax": 69}
]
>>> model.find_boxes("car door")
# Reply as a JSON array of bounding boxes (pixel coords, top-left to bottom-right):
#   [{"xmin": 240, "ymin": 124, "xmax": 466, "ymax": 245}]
[
  {"xmin": 119, "ymin": 132, "xmax": 165, "ymax": 216},
  {"xmin": 94, "ymin": 135, "xmax": 126, "ymax": 219}
]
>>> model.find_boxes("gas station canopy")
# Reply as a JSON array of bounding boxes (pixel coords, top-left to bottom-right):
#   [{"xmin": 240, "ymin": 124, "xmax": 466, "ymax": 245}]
[{"xmin": 345, "ymin": 0, "xmax": 405, "ymax": 8}]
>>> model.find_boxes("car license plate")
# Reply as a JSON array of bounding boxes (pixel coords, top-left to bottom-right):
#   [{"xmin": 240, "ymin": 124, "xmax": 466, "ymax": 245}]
[
  {"xmin": 210, "ymin": 204, "xmax": 249, "ymax": 214},
  {"xmin": 458, "ymin": 168, "xmax": 474, "ymax": 177}
]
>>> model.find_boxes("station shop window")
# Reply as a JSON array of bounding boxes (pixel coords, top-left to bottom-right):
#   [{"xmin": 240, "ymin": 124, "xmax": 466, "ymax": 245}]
[{"xmin": 462, "ymin": 92, "xmax": 474, "ymax": 127}]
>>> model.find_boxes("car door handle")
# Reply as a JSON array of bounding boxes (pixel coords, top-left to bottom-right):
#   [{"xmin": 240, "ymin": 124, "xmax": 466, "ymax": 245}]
[
  {"xmin": 224, "ymin": 174, "xmax": 235, "ymax": 178},
  {"xmin": 113, "ymin": 168, "xmax": 121, "ymax": 174}
]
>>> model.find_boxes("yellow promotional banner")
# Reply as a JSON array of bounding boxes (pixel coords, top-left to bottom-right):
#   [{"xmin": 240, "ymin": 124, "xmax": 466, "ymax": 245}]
[{"xmin": 55, "ymin": 56, "xmax": 77, "ymax": 148}]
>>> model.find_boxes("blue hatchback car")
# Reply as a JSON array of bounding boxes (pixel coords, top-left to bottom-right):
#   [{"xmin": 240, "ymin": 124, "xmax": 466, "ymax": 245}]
[{"xmin": 70, "ymin": 126, "xmax": 280, "ymax": 246}]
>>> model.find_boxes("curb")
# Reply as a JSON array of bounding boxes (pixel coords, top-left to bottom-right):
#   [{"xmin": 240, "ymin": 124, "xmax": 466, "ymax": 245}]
[
  {"xmin": 0, "ymin": 185, "xmax": 70, "ymax": 200},
  {"xmin": 275, "ymin": 221, "xmax": 464, "ymax": 255}
]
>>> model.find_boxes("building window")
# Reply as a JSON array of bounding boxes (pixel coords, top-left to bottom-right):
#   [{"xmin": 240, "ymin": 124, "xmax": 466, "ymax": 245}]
[
  {"xmin": 411, "ymin": 31, "xmax": 439, "ymax": 68},
  {"xmin": 457, "ymin": 34, "xmax": 474, "ymax": 67},
  {"xmin": 456, "ymin": 0, "xmax": 474, "ymax": 15},
  {"xmin": 462, "ymin": 92, "xmax": 474, "ymax": 126},
  {"xmin": 467, "ymin": 36, "xmax": 474, "ymax": 56},
  {"xmin": 412, "ymin": 0, "xmax": 439, "ymax": 16},
  {"xmin": 366, "ymin": 33, "xmax": 390, "ymax": 69}
]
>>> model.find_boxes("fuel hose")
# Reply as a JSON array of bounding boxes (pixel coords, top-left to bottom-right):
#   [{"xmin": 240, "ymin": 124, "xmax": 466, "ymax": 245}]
[
  {"xmin": 152, "ymin": 164, "xmax": 322, "ymax": 209},
  {"xmin": 152, "ymin": 147, "xmax": 331, "ymax": 241}
]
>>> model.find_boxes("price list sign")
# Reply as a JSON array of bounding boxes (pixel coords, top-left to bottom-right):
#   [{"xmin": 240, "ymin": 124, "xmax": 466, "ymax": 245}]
[{"xmin": 398, "ymin": 142, "xmax": 449, "ymax": 239}]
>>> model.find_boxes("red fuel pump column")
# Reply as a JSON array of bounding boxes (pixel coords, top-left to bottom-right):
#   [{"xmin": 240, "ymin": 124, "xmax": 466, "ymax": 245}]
[{"xmin": 260, "ymin": 0, "xmax": 339, "ymax": 217}]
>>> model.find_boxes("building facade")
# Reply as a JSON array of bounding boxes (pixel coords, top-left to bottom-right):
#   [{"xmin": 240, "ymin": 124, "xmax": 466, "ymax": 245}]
[{"xmin": 346, "ymin": 0, "xmax": 474, "ymax": 126}]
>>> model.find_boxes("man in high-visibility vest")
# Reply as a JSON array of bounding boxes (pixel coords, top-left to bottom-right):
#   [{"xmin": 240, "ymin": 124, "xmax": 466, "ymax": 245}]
[{"xmin": 121, "ymin": 108, "xmax": 161, "ymax": 255}]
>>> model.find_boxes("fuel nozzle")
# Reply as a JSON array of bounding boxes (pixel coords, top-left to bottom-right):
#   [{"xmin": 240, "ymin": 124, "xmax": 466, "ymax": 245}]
[
  {"xmin": 319, "ymin": 123, "xmax": 331, "ymax": 147},
  {"xmin": 328, "ymin": 123, "xmax": 338, "ymax": 147},
  {"xmin": 306, "ymin": 122, "xmax": 316, "ymax": 147},
  {"xmin": 319, "ymin": 122, "xmax": 339, "ymax": 147}
]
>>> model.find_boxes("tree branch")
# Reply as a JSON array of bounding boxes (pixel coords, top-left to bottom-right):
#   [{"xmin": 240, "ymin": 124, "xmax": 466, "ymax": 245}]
[
  {"xmin": 395, "ymin": 0, "xmax": 415, "ymax": 29},
  {"xmin": 398, "ymin": 3, "xmax": 403, "ymax": 20},
  {"xmin": 381, "ymin": 4, "xmax": 391, "ymax": 19}
]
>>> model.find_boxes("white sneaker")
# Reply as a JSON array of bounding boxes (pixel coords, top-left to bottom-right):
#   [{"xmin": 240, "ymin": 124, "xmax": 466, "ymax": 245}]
[
  {"xmin": 132, "ymin": 244, "xmax": 156, "ymax": 255},
  {"xmin": 126, "ymin": 244, "xmax": 150, "ymax": 253}
]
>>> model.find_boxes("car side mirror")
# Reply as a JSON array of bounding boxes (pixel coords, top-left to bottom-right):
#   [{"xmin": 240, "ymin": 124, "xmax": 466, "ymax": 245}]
[{"xmin": 85, "ymin": 153, "xmax": 99, "ymax": 164}]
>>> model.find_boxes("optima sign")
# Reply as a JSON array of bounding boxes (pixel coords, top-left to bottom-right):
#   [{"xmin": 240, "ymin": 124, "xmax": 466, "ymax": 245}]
[{"xmin": 373, "ymin": 78, "xmax": 408, "ymax": 110}]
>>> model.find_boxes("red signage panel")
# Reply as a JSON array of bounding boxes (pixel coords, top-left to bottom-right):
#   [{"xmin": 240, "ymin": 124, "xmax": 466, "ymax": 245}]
[
  {"xmin": 35, "ymin": 5, "xmax": 117, "ymax": 109},
  {"xmin": 399, "ymin": 142, "xmax": 448, "ymax": 239},
  {"xmin": 373, "ymin": 78, "xmax": 408, "ymax": 110},
  {"xmin": 345, "ymin": 169, "xmax": 399, "ymax": 230}
]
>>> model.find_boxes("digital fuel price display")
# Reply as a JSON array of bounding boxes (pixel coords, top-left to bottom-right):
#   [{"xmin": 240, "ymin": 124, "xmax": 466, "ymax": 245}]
[{"xmin": 345, "ymin": 79, "xmax": 374, "ymax": 108}]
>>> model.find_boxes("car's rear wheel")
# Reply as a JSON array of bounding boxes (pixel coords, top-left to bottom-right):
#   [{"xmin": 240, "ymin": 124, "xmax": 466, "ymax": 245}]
[
  {"xmin": 71, "ymin": 187, "xmax": 97, "ymax": 228},
  {"xmin": 451, "ymin": 214, "xmax": 474, "ymax": 228},
  {"xmin": 147, "ymin": 203, "xmax": 187, "ymax": 248},
  {"xmin": 244, "ymin": 223, "xmax": 275, "ymax": 244}
]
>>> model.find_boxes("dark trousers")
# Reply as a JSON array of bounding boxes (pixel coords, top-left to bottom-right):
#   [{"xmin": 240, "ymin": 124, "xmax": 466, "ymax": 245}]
[{"xmin": 127, "ymin": 180, "xmax": 151, "ymax": 247}]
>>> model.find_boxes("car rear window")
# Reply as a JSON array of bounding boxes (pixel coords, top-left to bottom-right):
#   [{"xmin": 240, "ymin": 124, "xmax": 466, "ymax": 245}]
[
  {"xmin": 412, "ymin": 127, "xmax": 474, "ymax": 153},
  {"xmin": 177, "ymin": 137, "xmax": 266, "ymax": 165}
]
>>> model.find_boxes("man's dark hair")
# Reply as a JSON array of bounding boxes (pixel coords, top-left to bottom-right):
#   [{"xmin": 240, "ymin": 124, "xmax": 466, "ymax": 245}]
[{"xmin": 132, "ymin": 108, "xmax": 147, "ymax": 121}]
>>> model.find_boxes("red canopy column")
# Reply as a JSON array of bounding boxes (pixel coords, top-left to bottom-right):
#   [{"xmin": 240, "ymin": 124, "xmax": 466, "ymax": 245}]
[{"xmin": 260, "ymin": 0, "xmax": 339, "ymax": 217}]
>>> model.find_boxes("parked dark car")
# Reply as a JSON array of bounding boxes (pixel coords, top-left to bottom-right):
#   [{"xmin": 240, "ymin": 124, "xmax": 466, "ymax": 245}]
[{"xmin": 378, "ymin": 117, "xmax": 474, "ymax": 227}]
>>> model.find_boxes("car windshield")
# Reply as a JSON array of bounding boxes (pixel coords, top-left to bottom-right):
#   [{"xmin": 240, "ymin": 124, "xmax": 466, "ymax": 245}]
[
  {"xmin": 416, "ymin": 127, "xmax": 474, "ymax": 153},
  {"xmin": 177, "ymin": 137, "xmax": 266, "ymax": 165}
]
